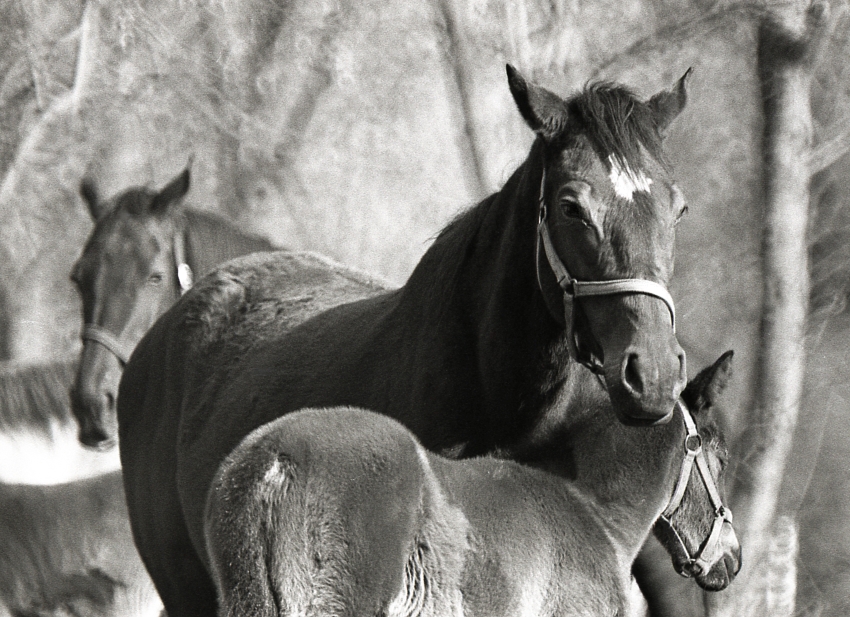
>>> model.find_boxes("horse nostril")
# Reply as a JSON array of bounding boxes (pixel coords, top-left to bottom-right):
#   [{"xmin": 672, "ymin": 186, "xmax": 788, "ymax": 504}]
[{"xmin": 622, "ymin": 353, "xmax": 645, "ymax": 396}]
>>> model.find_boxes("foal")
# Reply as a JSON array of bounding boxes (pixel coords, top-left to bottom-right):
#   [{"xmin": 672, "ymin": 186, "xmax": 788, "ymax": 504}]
[{"xmin": 204, "ymin": 353, "xmax": 741, "ymax": 617}]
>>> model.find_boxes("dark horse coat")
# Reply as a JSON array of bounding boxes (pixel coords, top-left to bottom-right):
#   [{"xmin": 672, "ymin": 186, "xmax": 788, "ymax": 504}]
[{"xmin": 118, "ymin": 66, "xmax": 693, "ymax": 617}]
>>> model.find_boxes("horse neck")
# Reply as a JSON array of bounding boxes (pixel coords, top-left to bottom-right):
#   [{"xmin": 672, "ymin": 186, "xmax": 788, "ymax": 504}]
[
  {"xmin": 398, "ymin": 140, "xmax": 577, "ymax": 449},
  {"xmin": 568, "ymin": 408, "xmax": 686, "ymax": 566},
  {"xmin": 182, "ymin": 209, "xmax": 275, "ymax": 278}
]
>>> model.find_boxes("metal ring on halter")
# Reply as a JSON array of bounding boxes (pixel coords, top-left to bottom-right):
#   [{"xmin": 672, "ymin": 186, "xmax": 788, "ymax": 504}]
[
  {"xmin": 656, "ymin": 399, "xmax": 734, "ymax": 577},
  {"xmin": 81, "ymin": 324, "xmax": 133, "ymax": 365}
]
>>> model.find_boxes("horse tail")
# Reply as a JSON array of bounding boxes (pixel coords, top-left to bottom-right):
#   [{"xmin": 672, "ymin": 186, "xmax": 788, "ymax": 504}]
[{"xmin": 204, "ymin": 426, "xmax": 305, "ymax": 617}]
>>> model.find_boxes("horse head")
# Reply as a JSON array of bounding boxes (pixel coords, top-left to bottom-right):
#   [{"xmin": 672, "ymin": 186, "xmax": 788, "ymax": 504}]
[
  {"xmin": 70, "ymin": 166, "xmax": 191, "ymax": 449},
  {"xmin": 654, "ymin": 350, "xmax": 741, "ymax": 590},
  {"xmin": 507, "ymin": 65, "xmax": 690, "ymax": 424}
]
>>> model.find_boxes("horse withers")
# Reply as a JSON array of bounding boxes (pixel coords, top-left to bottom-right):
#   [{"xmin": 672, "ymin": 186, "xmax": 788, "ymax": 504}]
[
  {"xmin": 70, "ymin": 166, "xmax": 276, "ymax": 448},
  {"xmin": 118, "ymin": 65, "xmax": 694, "ymax": 617},
  {"xmin": 204, "ymin": 353, "xmax": 740, "ymax": 617}
]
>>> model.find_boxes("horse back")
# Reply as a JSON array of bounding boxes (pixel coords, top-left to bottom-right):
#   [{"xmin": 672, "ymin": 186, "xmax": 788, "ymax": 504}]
[{"xmin": 204, "ymin": 407, "xmax": 468, "ymax": 617}]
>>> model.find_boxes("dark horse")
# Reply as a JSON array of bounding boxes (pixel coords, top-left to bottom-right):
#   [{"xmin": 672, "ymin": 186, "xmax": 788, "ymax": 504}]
[
  {"xmin": 204, "ymin": 354, "xmax": 740, "ymax": 617},
  {"xmin": 69, "ymin": 166, "xmax": 277, "ymax": 448},
  {"xmin": 117, "ymin": 65, "xmax": 693, "ymax": 617}
]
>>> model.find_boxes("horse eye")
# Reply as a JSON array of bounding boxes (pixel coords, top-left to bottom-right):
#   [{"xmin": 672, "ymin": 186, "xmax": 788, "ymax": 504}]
[
  {"xmin": 675, "ymin": 205, "xmax": 689, "ymax": 225},
  {"xmin": 148, "ymin": 272, "xmax": 164, "ymax": 285},
  {"xmin": 560, "ymin": 197, "xmax": 585, "ymax": 220}
]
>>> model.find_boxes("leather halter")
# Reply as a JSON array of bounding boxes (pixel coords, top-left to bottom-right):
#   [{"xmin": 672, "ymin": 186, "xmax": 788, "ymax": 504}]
[
  {"xmin": 656, "ymin": 399, "xmax": 734, "ymax": 577},
  {"xmin": 81, "ymin": 220, "xmax": 194, "ymax": 365},
  {"xmin": 536, "ymin": 169, "xmax": 676, "ymax": 375}
]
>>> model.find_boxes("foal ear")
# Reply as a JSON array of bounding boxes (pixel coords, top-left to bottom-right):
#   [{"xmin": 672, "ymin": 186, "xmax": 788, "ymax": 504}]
[
  {"xmin": 506, "ymin": 64, "xmax": 569, "ymax": 141},
  {"xmin": 687, "ymin": 350, "xmax": 734, "ymax": 413},
  {"xmin": 80, "ymin": 178, "xmax": 110, "ymax": 220},
  {"xmin": 150, "ymin": 166, "xmax": 191, "ymax": 216},
  {"xmin": 648, "ymin": 68, "xmax": 693, "ymax": 134}
]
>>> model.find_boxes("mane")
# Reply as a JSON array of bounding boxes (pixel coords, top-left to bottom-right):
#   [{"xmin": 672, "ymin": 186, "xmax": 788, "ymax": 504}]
[
  {"xmin": 0, "ymin": 358, "xmax": 77, "ymax": 433},
  {"xmin": 569, "ymin": 82, "xmax": 667, "ymax": 172}
]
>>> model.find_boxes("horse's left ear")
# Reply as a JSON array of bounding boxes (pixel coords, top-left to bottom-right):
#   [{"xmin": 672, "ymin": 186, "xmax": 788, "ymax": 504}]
[
  {"xmin": 648, "ymin": 68, "xmax": 693, "ymax": 134},
  {"xmin": 685, "ymin": 350, "xmax": 734, "ymax": 413},
  {"xmin": 150, "ymin": 166, "xmax": 191, "ymax": 215},
  {"xmin": 506, "ymin": 64, "xmax": 569, "ymax": 141},
  {"xmin": 80, "ymin": 178, "xmax": 111, "ymax": 220}
]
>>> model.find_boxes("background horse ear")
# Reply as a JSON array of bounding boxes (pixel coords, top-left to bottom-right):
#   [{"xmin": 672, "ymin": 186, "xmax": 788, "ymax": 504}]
[
  {"xmin": 149, "ymin": 166, "xmax": 191, "ymax": 216},
  {"xmin": 648, "ymin": 67, "xmax": 693, "ymax": 134},
  {"xmin": 506, "ymin": 64, "xmax": 569, "ymax": 141},
  {"xmin": 684, "ymin": 349, "xmax": 734, "ymax": 413},
  {"xmin": 80, "ymin": 178, "xmax": 110, "ymax": 221}
]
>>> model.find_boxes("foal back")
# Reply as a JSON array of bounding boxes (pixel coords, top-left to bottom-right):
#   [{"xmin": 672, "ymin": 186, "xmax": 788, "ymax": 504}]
[{"xmin": 204, "ymin": 407, "xmax": 469, "ymax": 617}]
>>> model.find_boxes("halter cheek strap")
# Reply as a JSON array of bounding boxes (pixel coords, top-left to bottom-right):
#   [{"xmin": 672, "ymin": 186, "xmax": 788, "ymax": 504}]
[
  {"xmin": 656, "ymin": 400, "xmax": 734, "ymax": 577},
  {"xmin": 536, "ymin": 169, "xmax": 677, "ymax": 374},
  {"xmin": 81, "ymin": 324, "xmax": 133, "ymax": 366}
]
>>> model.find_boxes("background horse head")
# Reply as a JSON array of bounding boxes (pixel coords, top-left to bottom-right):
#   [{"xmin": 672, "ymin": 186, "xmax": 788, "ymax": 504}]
[
  {"xmin": 506, "ymin": 64, "xmax": 690, "ymax": 423},
  {"xmin": 70, "ymin": 166, "xmax": 276, "ymax": 448},
  {"xmin": 203, "ymin": 353, "xmax": 739, "ymax": 617}
]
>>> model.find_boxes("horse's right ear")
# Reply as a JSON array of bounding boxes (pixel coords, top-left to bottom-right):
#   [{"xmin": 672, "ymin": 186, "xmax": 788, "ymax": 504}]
[
  {"xmin": 506, "ymin": 64, "xmax": 569, "ymax": 141},
  {"xmin": 648, "ymin": 68, "xmax": 692, "ymax": 134},
  {"xmin": 150, "ymin": 166, "xmax": 191, "ymax": 216},
  {"xmin": 685, "ymin": 350, "xmax": 734, "ymax": 413},
  {"xmin": 80, "ymin": 178, "xmax": 110, "ymax": 220}
]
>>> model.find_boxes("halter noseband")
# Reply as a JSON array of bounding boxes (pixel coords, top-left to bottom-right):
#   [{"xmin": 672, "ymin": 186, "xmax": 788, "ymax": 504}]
[
  {"xmin": 656, "ymin": 399, "xmax": 734, "ymax": 577},
  {"xmin": 81, "ymin": 220, "xmax": 193, "ymax": 365},
  {"xmin": 536, "ymin": 169, "xmax": 676, "ymax": 375}
]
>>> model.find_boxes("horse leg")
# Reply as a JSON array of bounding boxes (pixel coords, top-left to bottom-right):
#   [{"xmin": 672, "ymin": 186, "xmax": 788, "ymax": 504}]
[{"xmin": 121, "ymin": 424, "xmax": 216, "ymax": 617}]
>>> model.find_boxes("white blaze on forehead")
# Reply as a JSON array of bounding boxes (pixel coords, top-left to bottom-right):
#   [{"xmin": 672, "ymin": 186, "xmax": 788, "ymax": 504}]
[{"xmin": 608, "ymin": 155, "xmax": 653, "ymax": 200}]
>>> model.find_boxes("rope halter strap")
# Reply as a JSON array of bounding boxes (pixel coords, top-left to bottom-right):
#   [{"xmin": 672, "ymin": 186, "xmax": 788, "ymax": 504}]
[
  {"xmin": 536, "ymin": 169, "xmax": 676, "ymax": 374},
  {"xmin": 657, "ymin": 399, "xmax": 734, "ymax": 577},
  {"xmin": 81, "ymin": 324, "xmax": 133, "ymax": 366}
]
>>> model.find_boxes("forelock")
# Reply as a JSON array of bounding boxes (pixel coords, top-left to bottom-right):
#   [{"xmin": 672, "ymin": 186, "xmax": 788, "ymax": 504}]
[{"xmin": 568, "ymin": 83, "xmax": 666, "ymax": 173}]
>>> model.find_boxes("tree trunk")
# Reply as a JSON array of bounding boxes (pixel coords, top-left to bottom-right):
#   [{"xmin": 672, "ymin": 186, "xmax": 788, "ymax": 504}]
[{"xmin": 706, "ymin": 2, "xmax": 829, "ymax": 615}]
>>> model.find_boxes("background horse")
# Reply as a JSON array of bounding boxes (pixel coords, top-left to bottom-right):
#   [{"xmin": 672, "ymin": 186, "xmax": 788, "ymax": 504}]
[
  {"xmin": 0, "ymin": 358, "xmax": 119, "ymax": 483},
  {"xmin": 204, "ymin": 354, "xmax": 740, "ymax": 617},
  {"xmin": 116, "ymin": 65, "xmax": 693, "ymax": 617},
  {"xmin": 70, "ymin": 165, "xmax": 277, "ymax": 448},
  {"xmin": 0, "ymin": 470, "xmax": 160, "ymax": 617}
]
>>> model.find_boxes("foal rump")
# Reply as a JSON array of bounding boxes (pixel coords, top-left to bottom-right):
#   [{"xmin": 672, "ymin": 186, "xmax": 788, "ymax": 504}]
[{"xmin": 204, "ymin": 407, "xmax": 468, "ymax": 617}]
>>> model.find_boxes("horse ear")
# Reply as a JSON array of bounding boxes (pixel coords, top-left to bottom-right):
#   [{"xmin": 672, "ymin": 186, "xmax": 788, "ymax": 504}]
[
  {"xmin": 150, "ymin": 166, "xmax": 191, "ymax": 215},
  {"xmin": 648, "ymin": 67, "xmax": 692, "ymax": 134},
  {"xmin": 80, "ymin": 178, "xmax": 110, "ymax": 220},
  {"xmin": 685, "ymin": 350, "xmax": 734, "ymax": 413},
  {"xmin": 506, "ymin": 64, "xmax": 569, "ymax": 141}
]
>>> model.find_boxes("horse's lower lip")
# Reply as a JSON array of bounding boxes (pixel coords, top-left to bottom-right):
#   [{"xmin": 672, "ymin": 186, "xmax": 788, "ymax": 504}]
[{"xmin": 80, "ymin": 435, "xmax": 118, "ymax": 451}]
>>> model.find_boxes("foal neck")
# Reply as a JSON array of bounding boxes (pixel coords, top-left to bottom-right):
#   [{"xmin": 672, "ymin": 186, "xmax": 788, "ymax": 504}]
[{"xmin": 570, "ymin": 407, "xmax": 687, "ymax": 566}]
